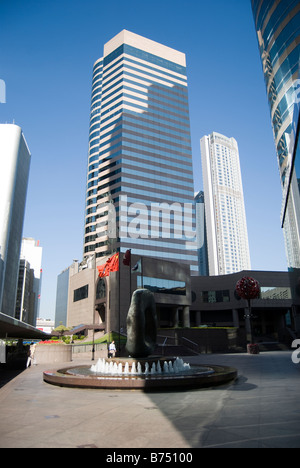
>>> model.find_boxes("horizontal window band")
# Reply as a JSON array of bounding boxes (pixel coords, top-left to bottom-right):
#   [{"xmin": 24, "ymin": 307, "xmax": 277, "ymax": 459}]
[
  {"xmin": 99, "ymin": 127, "xmax": 191, "ymax": 153},
  {"xmin": 101, "ymin": 87, "xmax": 189, "ymax": 114},
  {"xmin": 98, "ymin": 146, "xmax": 193, "ymax": 171},
  {"xmin": 103, "ymin": 43, "xmax": 187, "ymax": 77},
  {"xmin": 103, "ymin": 52, "xmax": 187, "ymax": 84}
]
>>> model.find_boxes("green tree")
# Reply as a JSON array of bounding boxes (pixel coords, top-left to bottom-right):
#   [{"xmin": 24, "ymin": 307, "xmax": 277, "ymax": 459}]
[{"xmin": 54, "ymin": 323, "xmax": 71, "ymax": 337}]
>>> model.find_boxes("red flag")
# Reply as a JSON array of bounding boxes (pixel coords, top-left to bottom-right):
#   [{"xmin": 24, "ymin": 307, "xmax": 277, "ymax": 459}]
[
  {"xmin": 97, "ymin": 263, "xmax": 108, "ymax": 278},
  {"xmin": 109, "ymin": 252, "xmax": 119, "ymax": 273},
  {"xmin": 97, "ymin": 253, "xmax": 119, "ymax": 277}
]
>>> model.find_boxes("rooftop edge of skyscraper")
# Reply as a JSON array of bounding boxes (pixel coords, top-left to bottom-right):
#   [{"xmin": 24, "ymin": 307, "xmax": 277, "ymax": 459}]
[{"xmin": 103, "ymin": 29, "xmax": 186, "ymax": 66}]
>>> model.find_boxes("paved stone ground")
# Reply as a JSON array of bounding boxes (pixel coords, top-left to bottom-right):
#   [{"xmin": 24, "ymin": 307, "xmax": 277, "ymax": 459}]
[
  {"xmin": 0, "ymin": 367, "xmax": 24, "ymax": 389},
  {"xmin": 0, "ymin": 351, "xmax": 299, "ymax": 448}
]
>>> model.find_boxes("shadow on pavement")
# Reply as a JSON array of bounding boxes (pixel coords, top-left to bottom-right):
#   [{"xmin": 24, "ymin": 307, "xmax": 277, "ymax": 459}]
[{"xmin": 0, "ymin": 364, "xmax": 26, "ymax": 389}]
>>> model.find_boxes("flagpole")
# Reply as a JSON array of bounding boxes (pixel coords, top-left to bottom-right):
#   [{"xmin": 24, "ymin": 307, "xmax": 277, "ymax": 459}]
[
  {"xmin": 129, "ymin": 249, "xmax": 132, "ymax": 299},
  {"xmin": 141, "ymin": 257, "xmax": 144, "ymax": 288},
  {"xmin": 118, "ymin": 253, "xmax": 121, "ymax": 357},
  {"xmin": 92, "ymin": 268, "xmax": 97, "ymax": 361}
]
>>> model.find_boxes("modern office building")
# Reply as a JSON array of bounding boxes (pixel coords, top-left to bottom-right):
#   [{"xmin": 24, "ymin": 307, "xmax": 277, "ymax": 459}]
[
  {"xmin": 83, "ymin": 30, "xmax": 198, "ymax": 275},
  {"xmin": 15, "ymin": 238, "xmax": 43, "ymax": 325},
  {"xmin": 200, "ymin": 132, "xmax": 251, "ymax": 276},
  {"xmin": 251, "ymin": 0, "xmax": 300, "ymax": 268},
  {"xmin": 54, "ymin": 261, "xmax": 79, "ymax": 327},
  {"xmin": 190, "ymin": 269, "xmax": 299, "ymax": 345},
  {"xmin": 36, "ymin": 318, "xmax": 54, "ymax": 334},
  {"xmin": 63, "ymin": 258, "xmax": 300, "ymax": 346},
  {"xmin": 195, "ymin": 191, "xmax": 209, "ymax": 276},
  {"xmin": 15, "ymin": 259, "xmax": 33, "ymax": 323},
  {"xmin": 0, "ymin": 124, "xmax": 31, "ymax": 317}
]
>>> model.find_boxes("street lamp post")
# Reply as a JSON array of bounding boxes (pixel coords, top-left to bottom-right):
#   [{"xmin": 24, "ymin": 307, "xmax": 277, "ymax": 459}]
[
  {"xmin": 92, "ymin": 275, "xmax": 97, "ymax": 361},
  {"xmin": 92, "ymin": 322, "xmax": 95, "ymax": 361},
  {"xmin": 236, "ymin": 276, "xmax": 260, "ymax": 353},
  {"xmin": 244, "ymin": 299, "xmax": 254, "ymax": 344}
]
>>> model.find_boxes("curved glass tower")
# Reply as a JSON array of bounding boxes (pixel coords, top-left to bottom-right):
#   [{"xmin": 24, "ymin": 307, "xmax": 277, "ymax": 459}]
[
  {"xmin": 84, "ymin": 30, "xmax": 198, "ymax": 274},
  {"xmin": 251, "ymin": 0, "xmax": 300, "ymax": 267},
  {"xmin": 0, "ymin": 124, "xmax": 31, "ymax": 317}
]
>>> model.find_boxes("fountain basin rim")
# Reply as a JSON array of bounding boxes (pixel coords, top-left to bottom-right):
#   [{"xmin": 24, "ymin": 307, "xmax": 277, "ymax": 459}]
[{"xmin": 43, "ymin": 364, "xmax": 238, "ymax": 391}]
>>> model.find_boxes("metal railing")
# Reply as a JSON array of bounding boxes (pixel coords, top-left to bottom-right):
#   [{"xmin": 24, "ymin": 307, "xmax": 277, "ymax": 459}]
[
  {"xmin": 156, "ymin": 335, "xmax": 174, "ymax": 356},
  {"xmin": 72, "ymin": 343, "xmax": 107, "ymax": 354},
  {"xmin": 180, "ymin": 337, "xmax": 199, "ymax": 354}
]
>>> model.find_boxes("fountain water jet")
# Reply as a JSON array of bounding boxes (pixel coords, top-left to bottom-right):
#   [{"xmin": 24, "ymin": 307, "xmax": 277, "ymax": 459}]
[{"xmin": 90, "ymin": 356, "xmax": 191, "ymax": 376}]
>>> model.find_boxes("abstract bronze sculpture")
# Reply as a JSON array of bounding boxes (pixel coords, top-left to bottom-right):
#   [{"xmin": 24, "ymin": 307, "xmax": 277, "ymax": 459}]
[{"xmin": 125, "ymin": 289, "xmax": 157, "ymax": 358}]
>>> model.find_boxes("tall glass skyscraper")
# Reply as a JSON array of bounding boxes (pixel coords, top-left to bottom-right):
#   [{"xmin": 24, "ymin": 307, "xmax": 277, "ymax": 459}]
[
  {"xmin": 200, "ymin": 132, "xmax": 251, "ymax": 276},
  {"xmin": 0, "ymin": 124, "xmax": 31, "ymax": 317},
  {"xmin": 84, "ymin": 30, "xmax": 198, "ymax": 274},
  {"xmin": 251, "ymin": 0, "xmax": 300, "ymax": 268}
]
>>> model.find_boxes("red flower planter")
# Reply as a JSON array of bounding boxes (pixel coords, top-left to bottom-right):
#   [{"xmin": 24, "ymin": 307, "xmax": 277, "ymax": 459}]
[{"xmin": 247, "ymin": 343, "xmax": 260, "ymax": 354}]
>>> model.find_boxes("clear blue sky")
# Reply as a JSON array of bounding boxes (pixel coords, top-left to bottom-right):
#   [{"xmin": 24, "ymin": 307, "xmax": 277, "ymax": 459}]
[{"xmin": 0, "ymin": 0, "xmax": 288, "ymax": 321}]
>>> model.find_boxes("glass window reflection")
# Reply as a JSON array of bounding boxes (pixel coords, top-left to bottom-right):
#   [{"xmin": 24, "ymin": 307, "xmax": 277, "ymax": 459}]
[{"xmin": 137, "ymin": 276, "xmax": 186, "ymax": 296}]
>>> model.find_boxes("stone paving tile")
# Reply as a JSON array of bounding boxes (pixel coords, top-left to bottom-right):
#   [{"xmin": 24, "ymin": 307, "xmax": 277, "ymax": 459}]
[{"xmin": 0, "ymin": 352, "xmax": 299, "ymax": 448}]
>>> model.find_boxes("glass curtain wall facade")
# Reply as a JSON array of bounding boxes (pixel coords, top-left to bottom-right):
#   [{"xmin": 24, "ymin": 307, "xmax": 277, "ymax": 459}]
[
  {"xmin": 251, "ymin": 0, "xmax": 300, "ymax": 268},
  {"xmin": 195, "ymin": 191, "xmax": 209, "ymax": 275},
  {"xmin": 0, "ymin": 124, "xmax": 31, "ymax": 318},
  {"xmin": 84, "ymin": 30, "xmax": 198, "ymax": 274},
  {"xmin": 284, "ymin": 99, "xmax": 300, "ymax": 268}
]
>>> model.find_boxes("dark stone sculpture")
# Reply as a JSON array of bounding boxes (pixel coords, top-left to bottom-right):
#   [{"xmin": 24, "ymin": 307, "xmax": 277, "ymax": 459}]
[{"xmin": 125, "ymin": 289, "xmax": 157, "ymax": 358}]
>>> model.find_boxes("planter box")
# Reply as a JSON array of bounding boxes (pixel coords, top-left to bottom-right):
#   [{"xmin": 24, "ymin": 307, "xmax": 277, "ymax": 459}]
[{"xmin": 34, "ymin": 344, "xmax": 72, "ymax": 364}]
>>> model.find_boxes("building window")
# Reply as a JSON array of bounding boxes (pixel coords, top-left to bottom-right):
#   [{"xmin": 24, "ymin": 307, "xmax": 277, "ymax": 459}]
[
  {"xmin": 260, "ymin": 286, "xmax": 292, "ymax": 300},
  {"xmin": 138, "ymin": 276, "xmax": 186, "ymax": 296},
  {"xmin": 200, "ymin": 290, "xmax": 230, "ymax": 303},
  {"xmin": 96, "ymin": 279, "xmax": 106, "ymax": 300},
  {"xmin": 73, "ymin": 285, "xmax": 89, "ymax": 302}
]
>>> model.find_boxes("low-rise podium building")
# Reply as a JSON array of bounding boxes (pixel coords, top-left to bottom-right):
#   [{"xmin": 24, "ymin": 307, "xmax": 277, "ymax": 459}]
[{"xmin": 57, "ymin": 254, "xmax": 300, "ymax": 347}]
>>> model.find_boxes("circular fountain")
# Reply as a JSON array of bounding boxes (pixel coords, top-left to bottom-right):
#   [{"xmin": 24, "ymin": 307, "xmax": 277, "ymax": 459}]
[
  {"xmin": 43, "ymin": 290, "xmax": 237, "ymax": 390},
  {"xmin": 43, "ymin": 356, "xmax": 237, "ymax": 390}
]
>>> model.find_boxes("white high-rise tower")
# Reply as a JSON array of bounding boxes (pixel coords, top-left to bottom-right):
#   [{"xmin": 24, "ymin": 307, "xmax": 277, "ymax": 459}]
[{"xmin": 200, "ymin": 132, "xmax": 251, "ymax": 275}]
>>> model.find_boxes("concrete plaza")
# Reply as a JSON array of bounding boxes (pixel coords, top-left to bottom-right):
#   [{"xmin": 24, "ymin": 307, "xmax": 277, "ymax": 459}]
[{"xmin": 0, "ymin": 351, "xmax": 299, "ymax": 448}]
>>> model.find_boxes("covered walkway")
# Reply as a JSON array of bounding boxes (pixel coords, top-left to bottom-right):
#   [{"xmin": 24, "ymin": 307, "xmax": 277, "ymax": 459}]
[{"xmin": 0, "ymin": 312, "xmax": 47, "ymax": 339}]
